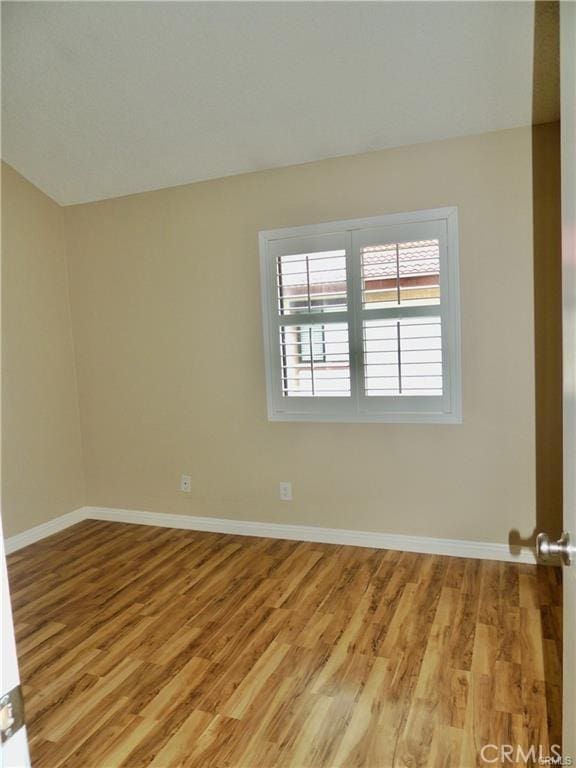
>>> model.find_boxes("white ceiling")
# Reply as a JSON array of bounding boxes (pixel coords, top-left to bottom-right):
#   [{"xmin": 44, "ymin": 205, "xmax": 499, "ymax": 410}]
[{"xmin": 2, "ymin": 1, "xmax": 537, "ymax": 206}]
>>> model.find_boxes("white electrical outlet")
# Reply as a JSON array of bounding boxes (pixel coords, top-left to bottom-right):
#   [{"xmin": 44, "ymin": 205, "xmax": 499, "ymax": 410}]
[
  {"xmin": 279, "ymin": 481, "xmax": 292, "ymax": 501},
  {"xmin": 180, "ymin": 474, "xmax": 192, "ymax": 492}
]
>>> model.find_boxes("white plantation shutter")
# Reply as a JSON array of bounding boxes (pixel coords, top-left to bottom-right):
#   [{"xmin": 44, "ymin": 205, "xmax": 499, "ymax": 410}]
[
  {"xmin": 264, "ymin": 232, "xmax": 354, "ymax": 417},
  {"xmin": 276, "ymin": 241, "xmax": 350, "ymax": 397},
  {"xmin": 260, "ymin": 209, "xmax": 461, "ymax": 423}
]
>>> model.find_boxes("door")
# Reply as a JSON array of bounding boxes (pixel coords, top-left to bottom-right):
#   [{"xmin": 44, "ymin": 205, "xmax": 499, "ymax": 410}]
[
  {"xmin": 537, "ymin": 1, "xmax": 576, "ymax": 758},
  {"xmin": 0, "ymin": 512, "xmax": 30, "ymax": 767},
  {"xmin": 560, "ymin": 0, "xmax": 575, "ymax": 758}
]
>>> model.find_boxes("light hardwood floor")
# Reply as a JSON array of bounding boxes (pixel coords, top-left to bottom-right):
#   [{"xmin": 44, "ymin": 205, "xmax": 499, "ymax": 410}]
[{"xmin": 7, "ymin": 520, "xmax": 562, "ymax": 768}]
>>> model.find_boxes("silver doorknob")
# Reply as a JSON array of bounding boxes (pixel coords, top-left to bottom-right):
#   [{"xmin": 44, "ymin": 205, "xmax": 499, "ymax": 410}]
[{"xmin": 536, "ymin": 531, "xmax": 573, "ymax": 565}]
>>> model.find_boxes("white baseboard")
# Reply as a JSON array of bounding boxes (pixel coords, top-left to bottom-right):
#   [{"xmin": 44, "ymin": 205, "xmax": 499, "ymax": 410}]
[
  {"xmin": 5, "ymin": 505, "xmax": 537, "ymax": 563},
  {"xmin": 87, "ymin": 506, "xmax": 536, "ymax": 563},
  {"xmin": 4, "ymin": 509, "xmax": 85, "ymax": 555}
]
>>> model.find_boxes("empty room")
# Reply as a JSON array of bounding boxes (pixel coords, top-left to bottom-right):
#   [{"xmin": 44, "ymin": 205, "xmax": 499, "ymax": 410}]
[{"xmin": 1, "ymin": 1, "xmax": 575, "ymax": 766}]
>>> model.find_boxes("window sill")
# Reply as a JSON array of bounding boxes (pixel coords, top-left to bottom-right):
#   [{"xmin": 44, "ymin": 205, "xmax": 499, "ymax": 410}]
[{"xmin": 267, "ymin": 410, "xmax": 463, "ymax": 424}]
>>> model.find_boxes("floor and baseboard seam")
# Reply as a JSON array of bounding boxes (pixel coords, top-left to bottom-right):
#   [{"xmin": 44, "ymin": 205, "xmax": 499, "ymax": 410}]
[{"xmin": 4, "ymin": 505, "xmax": 537, "ymax": 563}]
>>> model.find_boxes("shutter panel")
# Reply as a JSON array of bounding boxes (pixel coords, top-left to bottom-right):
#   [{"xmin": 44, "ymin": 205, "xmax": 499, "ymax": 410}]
[
  {"xmin": 275, "ymin": 246, "xmax": 351, "ymax": 398},
  {"xmin": 358, "ymin": 237, "xmax": 444, "ymax": 398}
]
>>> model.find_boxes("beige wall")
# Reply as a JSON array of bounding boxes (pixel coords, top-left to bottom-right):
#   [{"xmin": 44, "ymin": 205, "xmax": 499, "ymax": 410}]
[
  {"xmin": 63, "ymin": 126, "xmax": 536, "ymax": 544},
  {"xmin": 1, "ymin": 163, "xmax": 84, "ymax": 537}
]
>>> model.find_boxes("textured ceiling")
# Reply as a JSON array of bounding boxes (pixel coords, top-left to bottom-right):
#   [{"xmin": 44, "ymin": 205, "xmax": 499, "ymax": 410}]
[{"xmin": 2, "ymin": 1, "xmax": 539, "ymax": 205}]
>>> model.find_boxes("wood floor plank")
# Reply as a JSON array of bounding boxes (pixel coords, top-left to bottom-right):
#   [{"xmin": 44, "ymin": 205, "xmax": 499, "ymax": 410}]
[
  {"xmin": 147, "ymin": 710, "xmax": 214, "ymax": 768},
  {"xmin": 6, "ymin": 521, "xmax": 563, "ymax": 767}
]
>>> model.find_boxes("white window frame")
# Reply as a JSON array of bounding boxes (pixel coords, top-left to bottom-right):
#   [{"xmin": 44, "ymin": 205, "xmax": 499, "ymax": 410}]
[{"xmin": 259, "ymin": 207, "xmax": 462, "ymax": 424}]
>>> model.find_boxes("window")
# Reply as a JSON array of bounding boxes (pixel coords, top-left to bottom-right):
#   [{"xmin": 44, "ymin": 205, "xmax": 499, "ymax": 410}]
[{"xmin": 259, "ymin": 208, "xmax": 461, "ymax": 423}]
